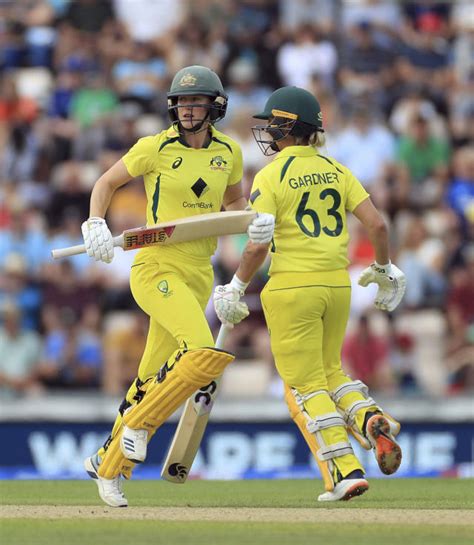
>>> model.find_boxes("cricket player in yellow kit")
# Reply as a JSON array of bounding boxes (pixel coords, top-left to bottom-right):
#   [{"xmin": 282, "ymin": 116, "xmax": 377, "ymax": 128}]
[
  {"xmin": 80, "ymin": 66, "xmax": 272, "ymax": 508},
  {"xmin": 214, "ymin": 86, "xmax": 406, "ymax": 501}
]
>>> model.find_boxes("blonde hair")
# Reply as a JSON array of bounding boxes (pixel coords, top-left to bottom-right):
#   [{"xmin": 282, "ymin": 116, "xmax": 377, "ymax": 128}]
[{"xmin": 294, "ymin": 131, "xmax": 326, "ymax": 149}]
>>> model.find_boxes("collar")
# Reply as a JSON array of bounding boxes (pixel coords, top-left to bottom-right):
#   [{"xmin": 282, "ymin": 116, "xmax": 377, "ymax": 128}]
[
  {"xmin": 166, "ymin": 124, "xmax": 214, "ymax": 148},
  {"xmin": 274, "ymin": 146, "xmax": 317, "ymax": 159}
]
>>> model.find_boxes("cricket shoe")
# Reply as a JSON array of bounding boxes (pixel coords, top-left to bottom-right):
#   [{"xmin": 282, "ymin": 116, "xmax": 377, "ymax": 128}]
[
  {"xmin": 120, "ymin": 426, "xmax": 148, "ymax": 463},
  {"xmin": 318, "ymin": 470, "xmax": 369, "ymax": 502},
  {"xmin": 84, "ymin": 454, "xmax": 128, "ymax": 508},
  {"xmin": 365, "ymin": 413, "xmax": 402, "ymax": 475}
]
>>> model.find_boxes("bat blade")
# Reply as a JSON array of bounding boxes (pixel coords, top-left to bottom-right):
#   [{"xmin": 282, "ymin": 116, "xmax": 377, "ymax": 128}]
[
  {"xmin": 122, "ymin": 210, "xmax": 255, "ymax": 250},
  {"xmin": 51, "ymin": 210, "xmax": 256, "ymax": 258}
]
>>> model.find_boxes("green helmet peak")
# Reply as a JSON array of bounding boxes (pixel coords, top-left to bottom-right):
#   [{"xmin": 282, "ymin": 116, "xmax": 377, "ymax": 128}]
[{"xmin": 167, "ymin": 66, "xmax": 227, "ymax": 125}]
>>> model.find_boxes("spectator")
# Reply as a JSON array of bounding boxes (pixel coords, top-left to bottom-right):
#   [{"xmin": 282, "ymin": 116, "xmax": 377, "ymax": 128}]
[
  {"xmin": 63, "ymin": 0, "xmax": 114, "ymax": 34},
  {"xmin": 167, "ymin": 17, "xmax": 222, "ymax": 75},
  {"xmin": 113, "ymin": 0, "xmax": 184, "ymax": 44},
  {"xmin": 69, "ymin": 72, "xmax": 119, "ymax": 160},
  {"xmin": 47, "ymin": 212, "xmax": 92, "ymax": 275},
  {"xmin": 224, "ymin": 58, "xmax": 270, "ymax": 125},
  {"xmin": 396, "ymin": 111, "xmax": 450, "ymax": 207},
  {"xmin": 446, "ymin": 247, "xmax": 474, "ymax": 361},
  {"xmin": 47, "ymin": 162, "xmax": 92, "ymax": 229},
  {"xmin": 397, "ymin": 11, "xmax": 451, "ymax": 95},
  {"xmin": 397, "ymin": 214, "xmax": 446, "ymax": 309},
  {"xmin": 0, "ymin": 204, "xmax": 49, "ymax": 276},
  {"xmin": 339, "ymin": 21, "xmax": 396, "ymax": 110},
  {"xmin": 37, "ymin": 305, "xmax": 101, "ymax": 389},
  {"xmin": 0, "ymin": 254, "xmax": 41, "ymax": 330},
  {"xmin": 0, "ymin": 302, "xmax": 43, "ymax": 399},
  {"xmin": 330, "ymin": 103, "xmax": 396, "ymax": 197},
  {"xmin": 445, "ymin": 146, "xmax": 474, "ymax": 235},
  {"xmin": 342, "ymin": 0, "xmax": 402, "ymax": 33},
  {"xmin": 102, "ymin": 311, "xmax": 148, "ymax": 395},
  {"xmin": 387, "ymin": 329, "xmax": 417, "ymax": 393},
  {"xmin": 342, "ymin": 314, "xmax": 396, "ymax": 393},
  {"xmin": 42, "ymin": 260, "xmax": 101, "ymax": 319},
  {"xmin": 277, "ymin": 24, "xmax": 338, "ymax": 88},
  {"xmin": 111, "ymin": 41, "xmax": 167, "ymax": 113}
]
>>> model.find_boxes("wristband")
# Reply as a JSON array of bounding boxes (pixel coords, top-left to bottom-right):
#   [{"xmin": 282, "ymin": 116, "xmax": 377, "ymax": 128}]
[
  {"xmin": 230, "ymin": 274, "xmax": 249, "ymax": 294},
  {"xmin": 373, "ymin": 261, "xmax": 392, "ymax": 274}
]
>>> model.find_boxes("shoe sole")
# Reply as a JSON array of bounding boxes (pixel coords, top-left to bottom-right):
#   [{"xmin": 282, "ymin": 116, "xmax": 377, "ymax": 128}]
[
  {"xmin": 367, "ymin": 415, "xmax": 402, "ymax": 475},
  {"xmin": 341, "ymin": 481, "xmax": 369, "ymax": 501}
]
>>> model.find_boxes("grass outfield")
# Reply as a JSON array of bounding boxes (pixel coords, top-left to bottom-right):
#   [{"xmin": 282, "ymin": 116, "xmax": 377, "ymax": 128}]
[{"xmin": 1, "ymin": 479, "xmax": 473, "ymax": 545}]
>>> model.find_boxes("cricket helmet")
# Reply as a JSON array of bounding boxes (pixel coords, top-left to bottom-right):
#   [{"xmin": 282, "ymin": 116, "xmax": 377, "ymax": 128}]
[
  {"xmin": 167, "ymin": 65, "xmax": 228, "ymax": 125},
  {"xmin": 252, "ymin": 86, "xmax": 324, "ymax": 155}
]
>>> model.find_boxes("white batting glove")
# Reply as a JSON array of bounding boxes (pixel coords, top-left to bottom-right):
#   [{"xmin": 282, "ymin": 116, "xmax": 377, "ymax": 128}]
[
  {"xmin": 81, "ymin": 217, "xmax": 114, "ymax": 263},
  {"xmin": 213, "ymin": 275, "xmax": 250, "ymax": 327},
  {"xmin": 358, "ymin": 261, "xmax": 406, "ymax": 312},
  {"xmin": 248, "ymin": 212, "xmax": 275, "ymax": 244}
]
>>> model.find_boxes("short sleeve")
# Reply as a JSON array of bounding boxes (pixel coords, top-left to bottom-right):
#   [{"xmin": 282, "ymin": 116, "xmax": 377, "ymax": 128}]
[
  {"xmin": 122, "ymin": 136, "xmax": 157, "ymax": 178},
  {"xmin": 248, "ymin": 169, "xmax": 277, "ymax": 216},
  {"xmin": 228, "ymin": 143, "xmax": 243, "ymax": 186},
  {"xmin": 344, "ymin": 166, "xmax": 370, "ymax": 212}
]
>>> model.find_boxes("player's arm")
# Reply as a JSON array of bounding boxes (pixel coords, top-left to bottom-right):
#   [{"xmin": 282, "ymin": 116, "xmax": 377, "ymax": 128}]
[
  {"xmin": 82, "ymin": 159, "xmax": 133, "ymax": 264},
  {"xmin": 352, "ymin": 197, "xmax": 389, "ymax": 265},
  {"xmin": 352, "ymin": 197, "xmax": 406, "ymax": 312},
  {"xmin": 214, "ymin": 169, "xmax": 275, "ymax": 326},
  {"xmin": 235, "ymin": 241, "xmax": 270, "ymax": 283},
  {"xmin": 222, "ymin": 181, "xmax": 247, "ymax": 211},
  {"xmin": 89, "ymin": 159, "xmax": 133, "ymax": 217}
]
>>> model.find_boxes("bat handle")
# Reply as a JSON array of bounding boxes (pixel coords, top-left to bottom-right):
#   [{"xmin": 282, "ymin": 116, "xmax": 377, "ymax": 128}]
[
  {"xmin": 51, "ymin": 243, "xmax": 86, "ymax": 259},
  {"xmin": 215, "ymin": 324, "xmax": 232, "ymax": 349},
  {"xmin": 51, "ymin": 235, "xmax": 124, "ymax": 259}
]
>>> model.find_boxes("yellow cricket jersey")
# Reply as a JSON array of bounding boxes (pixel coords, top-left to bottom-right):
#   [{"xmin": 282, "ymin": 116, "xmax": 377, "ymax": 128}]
[
  {"xmin": 249, "ymin": 146, "xmax": 369, "ymax": 276},
  {"xmin": 122, "ymin": 124, "xmax": 243, "ymax": 258}
]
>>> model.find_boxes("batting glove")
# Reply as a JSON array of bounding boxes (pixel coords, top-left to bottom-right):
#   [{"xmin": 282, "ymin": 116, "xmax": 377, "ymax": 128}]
[
  {"xmin": 213, "ymin": 275, "xmax": 250, "ymax": 327},
  {"xmin": 248, "ymin": 212, "xmax": 275, "ymax": 244},
  {"xmin": 358, "ymin": 261, "xmax": 406, "ymax": 312},
  {"xmin": 81, "ymin": 217, "xmax": 114, "ymax": 263}
]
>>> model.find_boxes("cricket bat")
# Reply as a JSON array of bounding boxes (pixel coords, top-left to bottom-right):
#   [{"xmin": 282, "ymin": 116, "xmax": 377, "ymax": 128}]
[
  {"xmin": 161, "ymin": 324, "xmax": 231, "ymax": 483},
  {"xmin": 51, "ymin": 210, "xmax": 256, "ymax": 259}
]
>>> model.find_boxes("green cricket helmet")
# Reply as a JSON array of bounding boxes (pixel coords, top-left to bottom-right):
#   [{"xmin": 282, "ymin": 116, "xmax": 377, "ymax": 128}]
[
  {"xmin": 167, "ymin": 65, "xmax": 228, "ymax": 127},
  {"xmin": 252, "ymin": 86, "xmax": 324, "ymax": 155}
]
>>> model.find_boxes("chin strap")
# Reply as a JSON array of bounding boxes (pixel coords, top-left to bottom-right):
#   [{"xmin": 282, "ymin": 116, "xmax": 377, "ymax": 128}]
[{"xmin": 175, "ymin": 110, "xmax": 211, "ymax": 135}]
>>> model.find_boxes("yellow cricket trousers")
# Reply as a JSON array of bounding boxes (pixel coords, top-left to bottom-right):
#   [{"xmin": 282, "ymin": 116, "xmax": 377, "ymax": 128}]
[
  {"xmin": 261, "ymin": 270, "xmax": 364, "ymax": 478},
  {"xmin": 130, "ymin": 246, "xmax": 214, "ymax": 380},
  {"xmin": 98, "ymin": 246, "xmax": 214, "ymax": 470}
]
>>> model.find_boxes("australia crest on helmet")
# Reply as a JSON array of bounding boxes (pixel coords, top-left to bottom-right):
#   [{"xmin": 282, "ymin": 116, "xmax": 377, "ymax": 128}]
[{"xmin": 179, "ymin": 73, "xmax": 197, "ymax": 87}]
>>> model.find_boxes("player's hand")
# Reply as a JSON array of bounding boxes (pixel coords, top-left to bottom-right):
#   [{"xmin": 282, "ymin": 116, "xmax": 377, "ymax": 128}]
[
  {"xmin": 81, "ymin": 217, "xmax": 114, "ymax": 263},
  {"xmin": 213, "ymin": 284, "xmax": 249, "ymax": 327},
  {"xmin": 248, "ymin": 212, "xmax": 275, "ymax": 244},
  {"xmin": 358, "ymin": 261, "xmax": 406, "ymax": 311}
]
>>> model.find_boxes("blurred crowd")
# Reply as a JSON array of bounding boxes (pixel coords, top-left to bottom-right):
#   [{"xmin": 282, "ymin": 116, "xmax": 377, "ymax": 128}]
[{"xmin": 0, "ymin": 0, "xmax": 473, "ymax": 401}]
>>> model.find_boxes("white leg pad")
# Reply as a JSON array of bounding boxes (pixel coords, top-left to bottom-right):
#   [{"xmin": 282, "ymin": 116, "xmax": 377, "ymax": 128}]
[
  {"xmin": 305, "ymin": 412, "xmax": 354, "ymax": 464},
  {"xmin": 330, "ymin": 380, "xmax": 369, "ymax": 404}
]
